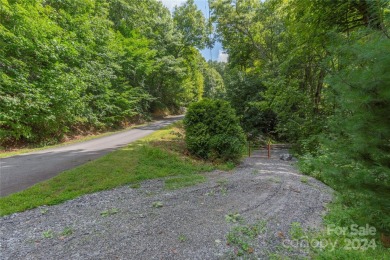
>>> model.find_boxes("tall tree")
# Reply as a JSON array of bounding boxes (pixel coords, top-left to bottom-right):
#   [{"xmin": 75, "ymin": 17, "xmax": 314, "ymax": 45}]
[{"xmin": 173, "ymin": 0, "xmax": 211, "ymax": 50}]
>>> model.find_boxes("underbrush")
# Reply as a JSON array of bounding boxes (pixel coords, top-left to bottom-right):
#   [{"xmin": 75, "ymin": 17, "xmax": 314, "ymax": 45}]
[
  {"xmin": 0, "ymin": 121, "xmax": 230, "ymax": 216},
  {"xmin": 298, "ymin": 154, "xmax": 390, "ymax": 259},
  {"xmin": 311, "ymin": 197, "xmax": 390, "ymax": 259}
]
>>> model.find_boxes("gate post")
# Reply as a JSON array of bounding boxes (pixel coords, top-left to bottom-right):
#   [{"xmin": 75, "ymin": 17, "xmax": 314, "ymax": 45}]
[{"xmin": 267, "ymin": 141, "xmax": 271, "ymax": 159}]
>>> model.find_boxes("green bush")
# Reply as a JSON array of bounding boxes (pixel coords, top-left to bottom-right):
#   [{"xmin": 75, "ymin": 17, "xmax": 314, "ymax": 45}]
[{"xmin": 184, "ymin": 99, "xmax": 246, "ymax": 162}]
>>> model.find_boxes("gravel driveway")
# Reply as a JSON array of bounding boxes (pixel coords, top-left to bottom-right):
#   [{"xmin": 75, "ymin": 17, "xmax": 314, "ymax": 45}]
[{"xmin": 0, "ymin": 150, "xmax": 332, "ymax": 259}]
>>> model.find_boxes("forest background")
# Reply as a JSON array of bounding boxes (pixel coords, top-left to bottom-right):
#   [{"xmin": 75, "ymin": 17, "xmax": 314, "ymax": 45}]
[{"xmin": 1, "ymin": 0, "xmax": 389, "ymax": 252}]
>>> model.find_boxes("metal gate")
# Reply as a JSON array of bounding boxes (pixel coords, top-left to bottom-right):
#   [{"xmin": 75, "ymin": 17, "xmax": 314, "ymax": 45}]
[{"xmin": 247, "ymin": 142, "xmax": 291, "ymax": 159}]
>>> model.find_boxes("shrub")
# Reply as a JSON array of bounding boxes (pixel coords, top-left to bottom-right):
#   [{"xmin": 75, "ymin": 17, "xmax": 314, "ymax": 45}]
[{"xmin": 184, "ymin": 99, "xmax": 246, "ymax": 162}]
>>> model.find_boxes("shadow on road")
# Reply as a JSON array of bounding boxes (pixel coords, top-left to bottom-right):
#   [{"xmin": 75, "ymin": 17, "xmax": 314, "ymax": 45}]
[{"xmin": 135, "ymin": 116, "xmax": 183, "ymax": 131}]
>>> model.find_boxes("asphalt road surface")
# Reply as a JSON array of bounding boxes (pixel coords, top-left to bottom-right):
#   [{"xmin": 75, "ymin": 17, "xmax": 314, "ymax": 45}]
[{"xmin": 0, "ymin": 116, "xmax": 183, "ymax": 197}]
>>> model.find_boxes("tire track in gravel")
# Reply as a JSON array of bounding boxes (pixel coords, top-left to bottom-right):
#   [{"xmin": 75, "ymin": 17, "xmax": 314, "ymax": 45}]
[{"xmin": 0, "ymin": 149, "xmax": 333, "ymax": 260}]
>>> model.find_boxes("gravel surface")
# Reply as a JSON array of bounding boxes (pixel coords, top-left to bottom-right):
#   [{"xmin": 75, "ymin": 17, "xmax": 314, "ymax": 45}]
[{"xmin": 0, "ymin": 149, "xmax": 332, "ymax": 259}]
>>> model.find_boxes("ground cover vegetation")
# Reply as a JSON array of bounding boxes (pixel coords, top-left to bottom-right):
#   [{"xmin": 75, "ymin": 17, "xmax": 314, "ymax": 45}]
[{"xmin": 209, "ymin": 0, "xmax": 390, "ymax": 257}]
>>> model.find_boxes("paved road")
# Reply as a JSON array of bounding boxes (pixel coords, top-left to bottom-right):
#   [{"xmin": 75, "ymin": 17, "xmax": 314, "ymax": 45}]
[{"xmin": 0, "ymin": 116, "xmax": 183, "ymax": 197}]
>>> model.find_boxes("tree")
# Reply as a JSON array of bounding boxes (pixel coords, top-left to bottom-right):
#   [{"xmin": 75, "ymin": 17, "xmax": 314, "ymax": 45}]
[
  {"xmin": 202, "ymin": 64, "xmax": 225, "ymax": 99},
  {"xmin": 173, "ymin": 0, "xmax": 211, "ymax": 49}
]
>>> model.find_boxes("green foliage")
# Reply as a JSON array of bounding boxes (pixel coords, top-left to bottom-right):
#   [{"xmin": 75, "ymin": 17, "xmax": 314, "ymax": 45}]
[
  {"xmin": 326, "ymin": 32, "xmax": 390, "ymax": 187},
  {"xmin": 226, "ymin": 220, "xmax": 267, "ymax": 256},
  {"xmin": 225, "ymin": 212, "xmax": 244, "ymax": 223},
  {"xmin": 304, "ymin": 194, "xmax": 390, "ymax": 259},
  {"xmin": 298, "ymin": 31, "xmax": 390, "ymax": 236},
  {"xmin": 212, "ymin": 0, "xmax": 390, "ymax": 256},
  {"xmin": 100, "ymin": 208, "xmax": 119, "ymax": 217},
  {"xmin": 178, "ymin": 234, "xmax": 187, "ymax": 243},
  {"xmin": 289, "ymin": 222, "xmax": 304, "ymax": 240},
  {"xmin": 184, "ymin": 99, "xmax": 246, "ymax": 162},
  {"xmin": 42, "ymin": 230, "xmax": 54, "ymax": 239},
  {"xmin": 61, "ymin": 227, "xmax": 73, "ymax": 236},
  {"xmin": 164, "ymin": 174, "xmax": 205, "ymax": 190},
  {"xmin": 211, "ymin": 0, "xmax": 334, "ymax": 143},
  {"xmin": 0, "ymin": 0, "xmax": 210, "ymax": 147},
  {"xmin": 151, "ymin": 201, "xmax": 163, "ymax": 208},
  {"xmin": 202, "ymin": 64, "xmax": 225, "ymax": 99},
  {"xmin": 173, "ymin": 0, "xmax": 210, "ymax": 49},
  {"xmin": 224, "ymin": 67, "xmax": 277, "ymax": 138}
]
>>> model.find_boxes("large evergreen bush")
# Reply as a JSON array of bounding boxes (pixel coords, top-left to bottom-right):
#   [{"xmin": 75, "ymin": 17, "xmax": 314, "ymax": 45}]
[{"xmin": 184, "ymin": 99, "xmax": 246, "ymax": 162}]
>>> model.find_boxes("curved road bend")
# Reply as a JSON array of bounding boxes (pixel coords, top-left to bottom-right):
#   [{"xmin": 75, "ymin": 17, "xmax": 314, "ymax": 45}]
[{"xmin": 0, "ymin": 116, "xmax": 183, "ymax": 197}]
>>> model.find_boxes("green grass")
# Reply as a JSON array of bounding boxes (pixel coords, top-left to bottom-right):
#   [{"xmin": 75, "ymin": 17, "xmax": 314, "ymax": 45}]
[
  {"xmin": 100, "ymin": 208, "xmax": 119, "ymax": 217},
  {"xmin": 300, "ymin": 176, "xmax": 309, "ymax": 184},
  {"xmin": 152, "ymin": 201, "xmax": 164, "ymax": 208},
  {"xmin": 269, "ymin": 177, "xmax": 282, "ymax": 183},
  {"xmin": 129, "ymin": 183, "xmax": 141, "ymax": 189},
  {"xmin": 164, "ymin": 175, "xmax": 206, "ymax": 190},
  {"xmin": 178, "ymin": 234, "xmax": 188, "ymax": 243},
  {"xmin": 42, "ymin": 230, "xmax": 54, "ymax": 239},
  {"xmin": 309, "ymin": 197, "xmax": 390, "ymax": 259},
  {"xmin": 61, "ymin": 227, "xmax": 73, "ymax": 236},
  {"xmin": 225, "ymin": 212, "xmax": 244, "ymax": 223},
  {"xmin": 297, "ymin": 158, "xmax": 390, "ymax": 259},
  {"xmin": 226, "ymin": 220, "xmax": 267, "ymax": 256},
  {"xmin": 289, "ymin": 222, "xmax": 304, "ymax": 240},
  {"xmin": 0, "ymin": 122, "xmax": 225, "ymax": 216}
]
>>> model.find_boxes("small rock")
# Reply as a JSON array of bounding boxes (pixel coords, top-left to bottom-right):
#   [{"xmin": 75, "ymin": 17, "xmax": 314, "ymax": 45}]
[{"xmin": 280, "ymin": 154, "xmax": 293, "ymax": 161}]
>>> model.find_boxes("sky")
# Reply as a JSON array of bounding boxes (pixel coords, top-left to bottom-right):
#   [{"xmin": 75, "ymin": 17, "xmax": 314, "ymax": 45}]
[{"xmin": 159, "ymin": 0, "xmax": 226, "ymax": 62}]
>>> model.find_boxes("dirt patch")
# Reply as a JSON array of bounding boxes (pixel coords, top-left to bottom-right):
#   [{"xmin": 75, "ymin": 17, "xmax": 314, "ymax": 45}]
[{"xmin": 0, "ymin": 151, "xmax": 332, "ymax": 259}]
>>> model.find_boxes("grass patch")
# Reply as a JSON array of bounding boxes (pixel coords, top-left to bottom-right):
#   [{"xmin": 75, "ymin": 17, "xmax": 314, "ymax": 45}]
[
  {"xmin": 225, "ymin": 212, "xmax": 244, "ymax": 223},
  {"xmin": 0, "ymin": 121, "xmax": 227, "ymax": 216},
  {"xmin": 100, "ymin": 208, "xmax": 119, "ymax": 217},
  {"xmin": 289, "ymin": 222, "xmax": 304, "ymax": 240},
  {"xmin": 300, "ymin": 176, "xmax": 309, "ymax": 184},
  {"xmin": 226, "ymin": 220, "xmax": 267, "ymax": 256},
  {"xmin": 164, "ymin": 175, "xmax": 206, "ymax": 190},
  {"xmin": 269, "ymin": 177, "xmax": 282, "ymax": 183},
  {"xmin": 297, "ymin": 157, "xmax": 390, "ymax": 258},
  {"xmin": 178, "ymin": 234, "xmax": 188, "ymax": 243},
  {"xmin": 152, "ymin": 201, "xmax": 164, "ymax": 208},
  {"xmin": 129, "ymin": 182, "xmax": 141, "ymax": 189},
  {"xmin": 42, "ymin": 230, "xmax": 54, "ymax": 239},
  {"xmin": 309, "ymin": 197, "xmax": 390, "ymax": 259},
  {"xmin": 61, "ymin": 227, "xmax": 73, "ymax": 236}
]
